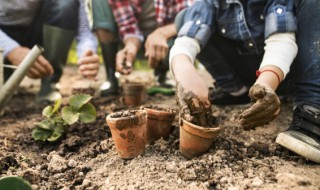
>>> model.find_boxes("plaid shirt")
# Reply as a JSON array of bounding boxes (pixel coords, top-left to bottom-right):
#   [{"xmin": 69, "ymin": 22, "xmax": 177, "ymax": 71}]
[{"xmin": 109, "ymin": 0, "xmax": 193, "ymax": 40}]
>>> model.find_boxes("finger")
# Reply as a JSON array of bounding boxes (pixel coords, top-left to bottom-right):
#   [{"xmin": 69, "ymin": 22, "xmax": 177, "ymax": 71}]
[
  {"xmin": 81, "ymin": 70, "xmax": 98, "ymax": 79},
  {"xmin": 82, "ymin": 49, "xmax": 94, "ymax": 57},
  {"xmin": 126, "ymin": 51, "xmax": 135, "ymax": 64},
  {"xmin": 37, "ymin": 55, "xmax": 54, "ymax": 75},
  {"xmin": 27, "ymin": 67, "xmax": 42, "ymax": 79},
  {"xmin": 79, "ymin": 63, "xmax": 99, "ymax": 72},
  {"xmin": 78, "ymin": 56, "xmax": 99, "ymax": 65},
  {"xmin": 239, "ymin": 109, "xmax": 275, "ymax": 126},
  {"xmin": 239, "ymin": 101, "xmax": 269, "ymax": 119},
  {"xmin": 31, "ymin": 61, "xmax": 50, "ymax": 76},
  {"xmin": 148, "ymin": 56, "xmax": 158, "ymax": 69}
]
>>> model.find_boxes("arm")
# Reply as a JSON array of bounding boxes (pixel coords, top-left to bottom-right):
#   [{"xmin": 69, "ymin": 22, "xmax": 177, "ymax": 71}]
[
  {"xmin": 1, "ymin": 30, "xmax": 53, "ymax": 79},
  {"xmin": 109, "ymin": 0, "xmax": 143, "ymax": 75},
  {"xmin": 145, "ymin": 23, "xmax": 177, "ymax": 68},
  {"xmin": 76, "ymin": 0, "xmax": 99, "ymax": 80},
  {"xmin": 239, "ymin": 33, "xmax": 298, "ymax": 129}
]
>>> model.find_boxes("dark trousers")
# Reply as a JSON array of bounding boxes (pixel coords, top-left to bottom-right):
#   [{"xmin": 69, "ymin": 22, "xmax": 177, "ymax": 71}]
[
  {"xmin": 197, "ymin": 0, "xmax": 320, "ymax": 107},
  {"xmin": 1, "ymin": 0, "xmax": 79, "ymax": 81}
]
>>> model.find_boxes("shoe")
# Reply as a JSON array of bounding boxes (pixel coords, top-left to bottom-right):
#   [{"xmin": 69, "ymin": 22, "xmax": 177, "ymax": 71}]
[
  {"xmin": 209, "ymin": 86, "xmax": 250, "ymax": 105},
  {"xmin": 100, "ymin": 80, "xmax": 119, "ymax": 96},
  {"xmin": 99, "ymin": 41, "xmax": 119, "ymax": 97},
  {"xmin": 36, "ymin": 83, "xmax": 62, "ymax": 104},
  {"xmin": 276, "ymin": 104, "xmax": 320, "ymax": 163}
]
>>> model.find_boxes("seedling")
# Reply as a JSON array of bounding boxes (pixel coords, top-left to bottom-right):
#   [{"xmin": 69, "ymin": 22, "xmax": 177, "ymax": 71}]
[{"xmin": 32, "ymin": 94, "xmax": 97, "ymax": 142}]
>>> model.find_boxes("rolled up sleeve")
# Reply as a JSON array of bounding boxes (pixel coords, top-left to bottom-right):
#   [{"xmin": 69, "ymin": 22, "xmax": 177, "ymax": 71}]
[
  {"xmin": 177, "ymin": 0, "xmax": 216, "ymax": 48},
  {"xmin": 264, "ymin": 1, "xmax": 297, "ymax": 38}
]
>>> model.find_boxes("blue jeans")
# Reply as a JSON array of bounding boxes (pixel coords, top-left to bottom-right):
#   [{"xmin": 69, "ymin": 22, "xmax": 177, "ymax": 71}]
[{"xmin": 195, "ymin": 0, "xmax": 320, "ymax": 107}]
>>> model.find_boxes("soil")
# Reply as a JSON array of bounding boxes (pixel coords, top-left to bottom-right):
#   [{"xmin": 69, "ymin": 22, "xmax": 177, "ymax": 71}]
[
  {"xmin": 142, "ymin": 105, "xmax": 176, "ymax": 113},
  {"xmin": 0, "ymin": 65, "xmax": 320, "ymax": 190}
]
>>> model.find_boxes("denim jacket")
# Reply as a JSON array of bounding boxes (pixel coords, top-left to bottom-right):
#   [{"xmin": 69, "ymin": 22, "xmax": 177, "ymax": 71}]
[{"xmin": 178, "ymin": 0, "xmax": 297, "ymax": 54}]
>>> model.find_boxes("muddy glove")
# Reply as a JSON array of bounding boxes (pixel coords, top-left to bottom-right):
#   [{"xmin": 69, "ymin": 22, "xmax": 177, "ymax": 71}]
[
  {"xmin": 239, "ymin": 84, "xmax": 280, "ymax": 129},
  {"xmin": 176, "ymin": 83, "xmax": 212, "ymax": 126}
]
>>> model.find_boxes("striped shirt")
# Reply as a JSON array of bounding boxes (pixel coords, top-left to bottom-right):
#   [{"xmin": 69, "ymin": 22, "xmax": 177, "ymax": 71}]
[{"xmin": 0, "ymin": 0, "xmax": 97, "ymax": 58}]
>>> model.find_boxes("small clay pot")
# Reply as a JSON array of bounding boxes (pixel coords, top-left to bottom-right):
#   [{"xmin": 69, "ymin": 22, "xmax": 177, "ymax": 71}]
[
  {"xmin": 106, "ymin": 110, "xmax": 147, "ymax": 159},
  {"xmin": 122, "ymin": 82, "xmax": 146, "ymax": 106},
  {"xmin": 142, "ymin": 105, "xmax": 177, "ymax": 144},
  {"xmin": 179, "ymin": 118, "xmax": 221, "ymax": 159}
]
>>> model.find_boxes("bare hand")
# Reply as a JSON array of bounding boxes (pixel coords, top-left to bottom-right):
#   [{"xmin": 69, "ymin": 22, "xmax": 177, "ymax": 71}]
[
  {"xmin": 116, "ymin": 39, "xmax": 140, "ymax": 75},
  {"xmin": 78, "ymin": 50, "xmax": 100, "ymax": 80},
  {"xmin": 239, "ymin": 84, "xmax": 280, "ymax": 129},
  {"xmin": 145, "ymin": 30, "xmax": 168, "ymax": 69},
  {"xmin": 7, "ymin": 46, "xmax": 53, "ymax": 79}
]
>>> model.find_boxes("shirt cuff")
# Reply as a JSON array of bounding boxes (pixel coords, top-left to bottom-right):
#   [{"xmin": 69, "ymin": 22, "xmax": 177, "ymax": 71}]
[
  {"xmin": 260, "ymin": 32, "xmax": 298, "ymax": 79},
  {"xmin": 169, "ymin": 36, "xmax": 200, "ymax": 76},
  {"xmin": 0, "ymin": 30, "xmax": 20, "ymax": 58},
  {"xmin": 123, "ymin": 34, "xmax": 144, "ymax": 43}
]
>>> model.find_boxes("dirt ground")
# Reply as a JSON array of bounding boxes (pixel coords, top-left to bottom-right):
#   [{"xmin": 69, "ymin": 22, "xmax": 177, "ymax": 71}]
[{"xmin": 0, "ymin": 65, "xmax": 319, "ymax": 190}]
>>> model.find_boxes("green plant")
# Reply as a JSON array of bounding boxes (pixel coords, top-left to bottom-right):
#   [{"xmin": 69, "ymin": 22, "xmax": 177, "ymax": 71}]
[{"xmin": 32, "ymin": 94, "xmax": 97, "ymax": 142}]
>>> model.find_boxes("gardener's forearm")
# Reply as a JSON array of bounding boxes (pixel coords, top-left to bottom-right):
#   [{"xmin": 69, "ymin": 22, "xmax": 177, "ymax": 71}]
[
  {"xmin": 155, "ymin": 23, "xmax": 177, "ymax": 39},
  {"xmin": 0, "ymin": 30, "xmax": 20, "ymax": 58}
]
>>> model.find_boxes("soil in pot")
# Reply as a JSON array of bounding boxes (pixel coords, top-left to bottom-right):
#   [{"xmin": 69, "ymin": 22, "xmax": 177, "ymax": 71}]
[
  {"xmin": 106, "ymin": 110, "xmax": 147, "ymax": 159},
  {"xmin": 122, "ymin": 82, "xmax": 146, "ymax": 106},
  {"xmin": 177, "ymin": 89, "xmax": 221, "ymax": 159},
  {"xmin": 141, "ymin": 105, "xmax": 177, "ymax": 144}
]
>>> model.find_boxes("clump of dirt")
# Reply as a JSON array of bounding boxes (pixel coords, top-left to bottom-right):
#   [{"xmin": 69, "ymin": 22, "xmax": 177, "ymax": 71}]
[{"xmin": 176, "ymin": 84, "xmax": 219, "ymax": 128}]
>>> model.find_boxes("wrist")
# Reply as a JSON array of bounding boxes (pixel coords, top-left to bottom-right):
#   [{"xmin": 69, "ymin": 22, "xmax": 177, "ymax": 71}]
[
  {"xmin": 255, "ymin": 66, "xmax": 283, "ymax": 91},
  {"xmin": 156, "ymin": 24, "xmax": 176, "ymax": 39}
]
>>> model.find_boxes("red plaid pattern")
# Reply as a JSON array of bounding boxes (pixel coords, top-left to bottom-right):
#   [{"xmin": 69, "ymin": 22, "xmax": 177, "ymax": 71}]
[{"xmin": 109, "ymin": 0, "xmax": 193, "ymax": 40}]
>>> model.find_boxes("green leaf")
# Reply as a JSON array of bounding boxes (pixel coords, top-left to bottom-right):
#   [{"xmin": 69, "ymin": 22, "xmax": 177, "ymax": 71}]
[
  {"xmin": 36, "ymin": 119, "xmax": 55, "ymax": 130},
  {"xmin": 32, "ymin": 127, "xmax": 52, "ymax": 141},
  {"xmin": 61, "ymin": 106, "xmax": 79, "ymax": 125},
  {"xmin": 0, "ymin": 176, "xmax": 32, "ymax": 190},
  {"xmin": 69, "ymin": 94, "xmax": 92, "ymax": 111},
  {"xmin": 42, "ymin": 106, "xmax": 53, "ymax": 118},
  {"xmin": 47, "ymin": 125, "xmax": 65, "ymax": 142},
  {"xmin": 79, "ymin": 103, "xmax": 97, "ymax": 123}
]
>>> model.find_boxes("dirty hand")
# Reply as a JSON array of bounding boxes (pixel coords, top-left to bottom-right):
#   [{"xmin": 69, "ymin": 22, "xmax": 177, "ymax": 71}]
[
  {"xmin": 145, "ymin": 30, "xmax": 168, "ymax": 69},
  {"xmin": 78, "ymin": 50, "xmax": 100, "ymax": 80},
  {"xmin": 176, "ymin": 83, "xmax": 212, "ymax": 126},
  {"xmin": 116, "ymin": 38, "xmax": 140, "ymax": 75},
  {"xmin": 239, "ymin": 84, "xmax": 280, "ymax": 129},
  {"xmin": 7, "ymin": 46, "xmax": 53, "ymax": 79}
]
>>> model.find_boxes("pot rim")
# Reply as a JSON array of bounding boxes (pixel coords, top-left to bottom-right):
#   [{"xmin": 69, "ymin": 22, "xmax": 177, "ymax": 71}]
[
  {"xmin": 180, "ymin": 118, "xmax": 221, "ymax": 139},
  {"xmin": 106, "ymin": 110, "xmax": 147, "ymax": 129}
]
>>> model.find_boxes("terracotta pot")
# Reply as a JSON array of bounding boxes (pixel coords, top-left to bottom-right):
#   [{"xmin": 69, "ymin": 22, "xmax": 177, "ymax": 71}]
[
  {"xmin": 106, "ymin": 110, "xmax": 147, "ymax": 159},
  {"xmin": 143, "ymin": 106, "xmax": 176, "ymax": 144},
  {"xmin": 122, "ymin": 82, "xmax": 146, "ymax": 106},
  {"xmin": 179, "ymin": 118, "xmax": 221, "ymax": 159}
]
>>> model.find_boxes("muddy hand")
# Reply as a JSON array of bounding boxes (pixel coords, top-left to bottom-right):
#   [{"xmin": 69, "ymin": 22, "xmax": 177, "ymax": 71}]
[
  {"xmin": 176, "ymin": 83, "xmax": 193, "ymax": 122},
  {"xmin": 239, "ymin": 84, "xmax": 280, "ymax": 129},
  {"xmin": 176, "ymin": 83, "xmax": 212, "ymax": 126}
]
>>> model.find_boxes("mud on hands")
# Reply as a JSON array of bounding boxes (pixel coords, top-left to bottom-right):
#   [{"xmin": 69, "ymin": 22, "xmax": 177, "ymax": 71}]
[
  {"xmin": 239, "ymin": 84, "xmax": 281, "ymax": 129},
  {"xmin": 176, "ymin": 83, "xmax": 212, "ymax": 127}
]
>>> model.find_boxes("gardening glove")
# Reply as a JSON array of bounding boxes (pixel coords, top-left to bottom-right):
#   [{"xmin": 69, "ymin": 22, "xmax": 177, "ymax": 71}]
[
  {"xmin": 176, "ymin": 83, "xmax": 212, "ymax": 126},
  {"xmin": 239, "ymin": 84, "xmax": 280, "ymax": 129}
]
